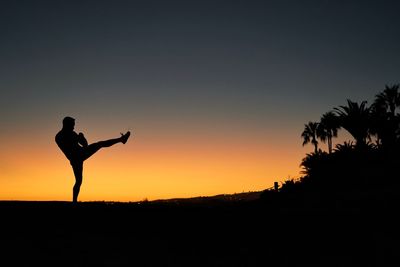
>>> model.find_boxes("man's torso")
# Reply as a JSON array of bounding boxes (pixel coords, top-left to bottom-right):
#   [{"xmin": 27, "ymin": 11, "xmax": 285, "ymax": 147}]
[{"xmin": 55, "ymin": 130, "xmax": 83, "ymax": 161}]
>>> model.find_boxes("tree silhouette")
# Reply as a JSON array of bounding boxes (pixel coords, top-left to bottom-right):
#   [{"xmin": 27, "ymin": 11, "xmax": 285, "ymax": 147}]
[
  {"xmin": 301, "ymin": 122, "xmax": 320, "ymax": 153},
  {"xmin": 293, "ymin": 84, "xmax": 400, "ymax": 216},
  {"xmin": 317, "ymin": 111, "xmax": 340, "ymax": 154},
  {"xmin": 374, "ymin": 85, "xmax": 400, "ymax": 118},
  {"xmin": 300, "ymin": 150, "xmax": 328, "ymax": 177},
  {"xmin": 333, "ymin": 141, "xmax": 354, "ymax": 154},
  {"xmin": 370, "ymin": 85, "xmax": 400, "ymax": 148},
  {"xmin": 334, "ymin": 100, "xmax": 370, "ymax": 147}
]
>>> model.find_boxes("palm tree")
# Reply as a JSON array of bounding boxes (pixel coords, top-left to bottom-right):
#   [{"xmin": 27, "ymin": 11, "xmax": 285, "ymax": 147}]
[
  {"xmin": 370, "ymin": 85, "xmax": 400, "ymax": 147},
  {"xmin": 317, "ymin": 111, "xmax": 340, "ymax": 154},
  {"xmin": 301, "ymin": 121, "xmax": 320, "ymax": 153},
  {"xmin": 334, "ymin": 100, "xmax": 371, "ymax": 147},
  {"xmin": 373, "ymin": 85, "xmax": 400, "ymax": 118},
  {"xmin": 334, "ymin": 141, "xmax": 355, "ymax": 154}
]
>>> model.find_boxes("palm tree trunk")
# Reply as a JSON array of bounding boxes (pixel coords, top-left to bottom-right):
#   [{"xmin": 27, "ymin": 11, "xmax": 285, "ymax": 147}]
[{"xmin": 328, "ymin": 137, "xmax": 332, "ymax": 154}]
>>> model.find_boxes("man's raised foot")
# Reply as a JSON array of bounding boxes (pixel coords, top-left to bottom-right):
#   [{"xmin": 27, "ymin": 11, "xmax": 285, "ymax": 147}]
[{"xmin": 120, "ymin": 131, "xmax": 131, "ymax": 144}]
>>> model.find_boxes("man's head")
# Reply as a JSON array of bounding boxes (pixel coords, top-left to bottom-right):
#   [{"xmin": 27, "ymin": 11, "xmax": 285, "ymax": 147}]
[{"xmin": 62, "ymin": 116, "xmax": 75, "ymax": 131}]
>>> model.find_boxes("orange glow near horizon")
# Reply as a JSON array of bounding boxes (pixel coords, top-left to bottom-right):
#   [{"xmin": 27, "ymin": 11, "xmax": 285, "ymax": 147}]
[{"xmin": 0, "ymin": 123, "xmax": 309, "ymax": 202}]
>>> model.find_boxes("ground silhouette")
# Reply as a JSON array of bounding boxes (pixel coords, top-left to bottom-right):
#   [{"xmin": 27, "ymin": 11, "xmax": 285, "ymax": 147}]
[{"xmin": 1, "ymin": 197, "xmax": 398, "ymax": 267}]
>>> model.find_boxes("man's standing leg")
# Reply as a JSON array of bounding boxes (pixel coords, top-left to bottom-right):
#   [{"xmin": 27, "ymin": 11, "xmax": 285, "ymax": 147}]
[{"xmin": 71, "ymin": 161, "xmax": 83, "ymax": 203}]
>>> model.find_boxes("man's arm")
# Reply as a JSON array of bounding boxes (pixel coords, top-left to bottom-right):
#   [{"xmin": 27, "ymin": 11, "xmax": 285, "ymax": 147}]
[{"xmin": 78, "ymin": 133, "xmax": 88, "ymax": 147}]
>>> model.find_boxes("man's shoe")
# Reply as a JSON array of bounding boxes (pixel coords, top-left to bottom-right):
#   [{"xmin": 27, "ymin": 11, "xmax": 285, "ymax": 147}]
[{"xmin": 121, "ymin": 131, "xmax": 131, "ymax": 144}]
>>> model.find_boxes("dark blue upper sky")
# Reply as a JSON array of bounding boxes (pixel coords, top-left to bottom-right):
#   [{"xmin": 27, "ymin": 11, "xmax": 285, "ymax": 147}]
[{"xmin": 1, "ymin": 0, "xmax": 399, "ymax": 136}]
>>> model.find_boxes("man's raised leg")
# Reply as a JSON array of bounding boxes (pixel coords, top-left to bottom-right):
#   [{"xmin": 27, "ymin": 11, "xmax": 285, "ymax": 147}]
[{"xmin": 82, "ymin": 131, "xmax": 130, "ymax": 161}]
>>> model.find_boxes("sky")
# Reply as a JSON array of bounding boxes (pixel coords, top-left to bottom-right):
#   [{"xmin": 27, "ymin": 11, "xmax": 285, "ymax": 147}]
[{"xmin": 1, "ymin": 0, "xmax": 399, "ymax": 201}]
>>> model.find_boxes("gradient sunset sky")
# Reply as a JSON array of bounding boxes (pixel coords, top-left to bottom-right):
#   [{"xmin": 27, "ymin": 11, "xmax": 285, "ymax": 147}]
[{"xmin": 1, "ymin": 0, "xmax": 399, "ymax": 201}]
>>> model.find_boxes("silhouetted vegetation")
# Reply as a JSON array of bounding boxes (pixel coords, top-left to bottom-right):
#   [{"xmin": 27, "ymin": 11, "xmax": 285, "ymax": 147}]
[{"xmin": 262, "ymin": 84, "xmax": 400, "ymax": 213}]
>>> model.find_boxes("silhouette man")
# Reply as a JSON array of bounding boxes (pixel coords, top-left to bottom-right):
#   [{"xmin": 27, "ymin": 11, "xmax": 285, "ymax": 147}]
[{"xmin": 55, "ymin": 116, "xmax": 131, "ymax": 203}]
